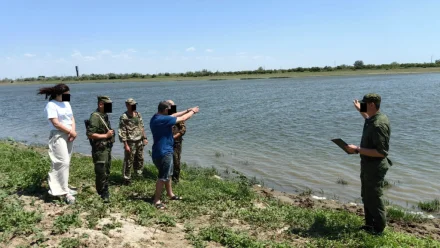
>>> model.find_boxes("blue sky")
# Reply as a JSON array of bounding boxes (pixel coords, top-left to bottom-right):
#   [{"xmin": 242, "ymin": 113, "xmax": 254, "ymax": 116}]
[{"xmin": 1, "ymin": 0, "xmax": 439, "ymax": 78}]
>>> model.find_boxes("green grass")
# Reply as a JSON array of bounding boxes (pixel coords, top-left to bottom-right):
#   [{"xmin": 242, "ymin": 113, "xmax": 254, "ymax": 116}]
[
  {"xmin": 418, "ymin": 199, "xmax": 440, "ymax": 212},
  {"xmin": 0, "ymin": 140, "xmax": 439, "ymax": 247},
  {"xmin": 52, "ymin": 213, "xmax": 82, "ymax": 234},
  {"xmin": 0, "ymin": 191, "xmax": 42, "ymax": 243},
  {"xmin": 59, "ymin": 237, "xmax": 81, "ymax": 248}
]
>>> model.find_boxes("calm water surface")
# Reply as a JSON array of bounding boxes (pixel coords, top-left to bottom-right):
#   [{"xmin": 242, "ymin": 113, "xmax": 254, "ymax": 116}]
[{"xmin": 0, "ymin": 74, "xmax": 439, "ymax": 208}]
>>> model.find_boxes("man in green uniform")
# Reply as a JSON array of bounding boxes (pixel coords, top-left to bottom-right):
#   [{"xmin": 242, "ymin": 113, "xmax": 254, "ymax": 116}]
[
  {"xmin": 167, "ymin": 100, "xmax": 186, "ymax": 183},
  {"xmin": 86, "ymin": 96, "xmax": 115, "ymax": 203},
  {"xmin": 346, "ymin": 93, "xmax": 391, "ymax": 235},
  {"xmin": 118, "ymin": 98, "xmax": 148, "ymax": 185}
]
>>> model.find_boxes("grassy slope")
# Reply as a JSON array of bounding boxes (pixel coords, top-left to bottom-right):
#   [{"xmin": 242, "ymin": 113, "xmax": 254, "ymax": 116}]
[
  {"xmin": 4, "ymin": 67, "xmax": 440, "ymax": 85},
  {"xmin": 0, "ymin": 141, "xmax": 439, "ymax": 247}
]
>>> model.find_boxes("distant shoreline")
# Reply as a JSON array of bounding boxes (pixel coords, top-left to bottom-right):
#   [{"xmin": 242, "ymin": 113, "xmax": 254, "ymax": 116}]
[{"xmin": 2, "ymin": 67, "xmax": 440, "ymax": 85}]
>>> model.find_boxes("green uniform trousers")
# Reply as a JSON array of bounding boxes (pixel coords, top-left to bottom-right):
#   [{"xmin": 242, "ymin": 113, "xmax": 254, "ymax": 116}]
[
  {"xmin": 360, "ymin": 159, "xmax": 389, "ymax": 232},
  {"xmin": 172, "ymin": 142, "xmax": 182, "ymax": 182},
  {"xmin": 92, "ymin": 148, "xmax": 112, "ymax": 196}
]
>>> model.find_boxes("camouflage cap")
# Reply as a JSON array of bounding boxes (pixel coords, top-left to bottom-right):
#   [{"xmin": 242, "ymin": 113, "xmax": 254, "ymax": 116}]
[
  {"xmin": 359, "ymin": 93, "xmax": 381, "ymax": 104},
  {"xmin": 97, "ymin": 95, "xmax": 112, "ymax": 103},
  {"xmin": 125, "ymin": 98, "xmax": 137, "ymax": 105}
]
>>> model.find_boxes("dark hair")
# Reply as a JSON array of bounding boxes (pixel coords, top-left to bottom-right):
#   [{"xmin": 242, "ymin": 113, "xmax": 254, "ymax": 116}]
[
  {"xmin": 38, "ymin": 84, "xmax": 70, "ymax": 100},
  {"xmin": 374, "ymin": 103, "xmax": 380, "ymax": 110},
  {"xmin": 366, "ymin": 101, "xmax": 380, "ymax": 110},
  {"xmin": 158, "ymin": 101, "xmax": 171, "ymax": 113}
]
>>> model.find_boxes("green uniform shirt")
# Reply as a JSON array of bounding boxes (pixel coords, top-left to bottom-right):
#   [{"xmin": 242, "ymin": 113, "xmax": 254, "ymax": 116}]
[
  {"xmin": 118, "ymin": 111, "xmax": 144, "ymax": 142},
  {"xmin": 360, "ymin": 112, "xmax": 391, "ymax": 162},
  {"xmin": 87, "ymin": 110, "xmax": 113, "ymax": 147}
]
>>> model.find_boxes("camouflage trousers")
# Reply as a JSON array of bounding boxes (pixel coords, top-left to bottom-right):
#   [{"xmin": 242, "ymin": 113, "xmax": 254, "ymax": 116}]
[
  {"xmin": 123, "ymin": 140, "xmax": 144, "ymax": 180},
  {"xmin": 92, "ymin": 148, "xmax": 112, "ymax": 196},
  {"xmin": 172, "ymin": 142, "xmax": 182, "ymax": 182},
  {"xmin": 360, "ymin": 159, "xmax": 389, "ymax": 233}
]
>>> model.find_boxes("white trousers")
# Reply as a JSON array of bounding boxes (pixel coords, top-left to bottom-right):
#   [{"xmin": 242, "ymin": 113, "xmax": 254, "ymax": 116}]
[{"xmin": 47, "ymin": 130, "xmax": 73, "ymax": 196}]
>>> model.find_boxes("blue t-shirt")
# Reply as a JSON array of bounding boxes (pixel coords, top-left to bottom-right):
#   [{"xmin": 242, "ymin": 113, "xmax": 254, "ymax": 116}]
[{"xmin": 150, "ymin": 114, "xmax": 177, "ymax": 159}]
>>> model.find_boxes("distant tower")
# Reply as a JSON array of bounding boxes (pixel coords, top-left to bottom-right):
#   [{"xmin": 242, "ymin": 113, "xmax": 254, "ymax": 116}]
[{"xmin": 75, "ymin": 66, "xmax": 79, "ymax": 77}]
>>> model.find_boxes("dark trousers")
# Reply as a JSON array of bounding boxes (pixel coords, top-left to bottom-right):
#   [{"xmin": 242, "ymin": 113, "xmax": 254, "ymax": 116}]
[
  {"xmin": 360, "ymin": 160, "xmax": 389, "ymax": 232},
  {"xmin": 172, "ymin": 142, "xmax": 182, "ymax": 182},
  {"xmin": 93, "ymin": 149, "xmax": 112, "ymax": 196}
]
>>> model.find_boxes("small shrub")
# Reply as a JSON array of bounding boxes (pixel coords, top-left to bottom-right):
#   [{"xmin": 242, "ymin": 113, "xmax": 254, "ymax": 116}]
[
  {"xmin": 59, "ymin": 237, "xmax": 81, "ymax": 248},
  {"xmin": 336, "ymin": 178, "xmax": 348, "ymax": 185},
  {"xmin": 52, "ymin": 213, "xmax": 82, "ymax": 234},
  {"xmin": 299, "ymin": 188, "xmax": 313, "ymax": 196},
  {"xmin": 387, "ymin": 207, "xmax": 425, "ymax": 223},
  {"xmin": 418, "ymin": 199, "xmax": 440, "ymax": 212},
  {"xmin": 156, "ymin": 215, "xmax": 176, "ymax": 227}
]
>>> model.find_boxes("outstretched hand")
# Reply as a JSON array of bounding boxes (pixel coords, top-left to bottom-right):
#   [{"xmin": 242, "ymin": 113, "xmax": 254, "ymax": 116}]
[
  {"xmin": 191, "ymin": 106, "xmax": 200, "ymax": 114},
  {"xmin": 353, "ymin": 99, "xmax": 361, "ymax": 111}
]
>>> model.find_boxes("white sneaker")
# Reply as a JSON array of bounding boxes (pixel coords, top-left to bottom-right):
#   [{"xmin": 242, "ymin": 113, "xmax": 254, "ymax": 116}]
[
  {"xmin": 69, "ymin": 189, "xmax": 78, "ymax": 196},
  {"xmin": 65, "ymin": 194, "xmax": 76, "ymax": 204}
]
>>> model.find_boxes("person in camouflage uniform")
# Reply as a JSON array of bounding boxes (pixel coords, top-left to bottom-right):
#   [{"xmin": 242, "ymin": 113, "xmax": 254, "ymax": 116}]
[
  {"xmin": 118, "ymin": 98, "xmax": 148, "ymax": 184},
  {"xmin": 346, "ymin": 93, "xmax": 391, "ymax": 235},
  {"xmin": 86, "ymin": 96, "xmax": 115, "ymax": 203},
  {"xmin": 166, "ymin": 100, "xmax": 186, "ymax": 183}
]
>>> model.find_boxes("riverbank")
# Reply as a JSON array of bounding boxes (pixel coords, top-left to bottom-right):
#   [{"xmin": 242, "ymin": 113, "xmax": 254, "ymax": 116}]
[
  {"xmin": 1, "ymin": 141, "xmax": 439, "ymax": 247},
  {"xmin": 3, "ymin": 67, "xmax": 440, "ymax": 85}
]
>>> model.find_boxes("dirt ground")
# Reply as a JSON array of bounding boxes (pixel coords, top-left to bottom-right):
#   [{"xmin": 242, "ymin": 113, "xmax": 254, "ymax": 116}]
[{"xmin": 3, "ymin": 185, "xmax": 439, "ymax": 248}]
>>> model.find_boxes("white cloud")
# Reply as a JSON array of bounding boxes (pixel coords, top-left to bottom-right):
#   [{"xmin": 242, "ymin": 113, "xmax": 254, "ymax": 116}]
[
  {"xmin": 71, "ymin": 51, "xmax": 82, "ymax": 58},
  {"xmin": 236, "ymin": 52, "xmax": 246, "ymax": 56},
  {"xmin": 108, "ymin": 49, "xmax": 138, "ymax": 59},
  {"xmin": 24, "ymin": 53, "xmax": 36, "ymax": 57},
  {"xmin": 186, "ymin": 47, "xmax": 196, "ymax": 52},
  {"xmin": 205, "ymin": 49, "xmax": 214, "ymax": 53},
  {"xmin": 71, "ymin": 50, "xmax": 96, "ymax": 61},
  {"xmin": 83, "ymin": 56, "xmax": 97, "ymax": 61},
  {"xmin": 55, "ymin": 58, "xmax": 67, "ymax": 63},
  {"xmin": 99, "ymin": 50, "xmax": 112, "ymax": 55},
  {"xmin": 45, "ymin": 53, "xmax": 52, "ymax": 57},
  {"xmin": 111, "ymin": 53, "xmax": 130, "ymax": 59},
  {"xmin": 252, "ymin": 56, "xmax": 263, "ymax": 60}
]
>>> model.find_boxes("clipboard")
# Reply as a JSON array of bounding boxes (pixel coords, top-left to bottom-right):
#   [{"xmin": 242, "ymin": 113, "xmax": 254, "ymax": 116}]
[{"xmin": 331, "ymin": 138, "xmax": 352, "ymax": 154}]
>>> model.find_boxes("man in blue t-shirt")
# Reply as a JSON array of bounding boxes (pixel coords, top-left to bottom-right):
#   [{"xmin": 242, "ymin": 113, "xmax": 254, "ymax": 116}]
[{"xmin": 150, "ymin": 101, "xmax": 199, "ymax": 209}]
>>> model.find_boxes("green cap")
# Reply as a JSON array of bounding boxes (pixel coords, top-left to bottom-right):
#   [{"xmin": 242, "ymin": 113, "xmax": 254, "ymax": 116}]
[
  {"xmin": 97, "ymin": 95, "xmax": 112, "ymax": 103},
  {"xmin": 125, "ymin": 98, "xmax": 137, "ymax": 105},
  {"xmin": 359, "ymin": 93, "xmax": 381, "ymax": 105}
]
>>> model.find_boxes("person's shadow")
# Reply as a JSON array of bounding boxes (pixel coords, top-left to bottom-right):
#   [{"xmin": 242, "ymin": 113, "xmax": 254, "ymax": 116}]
[{"xmin": 289, "ymin": 214, "xmax": 357, "ymax": 240}]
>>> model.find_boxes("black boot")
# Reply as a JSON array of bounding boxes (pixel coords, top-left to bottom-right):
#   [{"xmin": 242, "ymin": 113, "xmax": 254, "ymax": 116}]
[
  {"xmin": 101, "ymin": 191, "xmax": 110, "ymax": 203},
  {"xmin": 359, "ymin": 225, "xmax": 374, "ymax": 232}
]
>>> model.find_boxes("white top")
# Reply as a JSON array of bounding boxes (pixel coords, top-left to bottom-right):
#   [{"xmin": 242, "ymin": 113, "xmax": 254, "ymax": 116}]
[{"xmin": 44, "ymin": 100, "xmax": 73, "ymax": 130}]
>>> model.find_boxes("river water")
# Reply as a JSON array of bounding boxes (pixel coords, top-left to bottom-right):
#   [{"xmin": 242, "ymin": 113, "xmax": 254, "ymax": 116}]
[{"xmin": 0, "ymin": 73, "xmax": 439, "ymax": 207}]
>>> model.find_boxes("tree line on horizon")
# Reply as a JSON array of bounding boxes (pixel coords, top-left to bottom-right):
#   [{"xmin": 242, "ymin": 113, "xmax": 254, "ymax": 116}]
[{"xmin": 3, "ymin": 60, "xmax": 440, "ymax": 82}]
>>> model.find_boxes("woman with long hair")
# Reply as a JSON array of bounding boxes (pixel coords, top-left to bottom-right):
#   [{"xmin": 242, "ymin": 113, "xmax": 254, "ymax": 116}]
[{"xmin": 38, "ymin": 83, "xmax": 77, "ymax": 204}]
